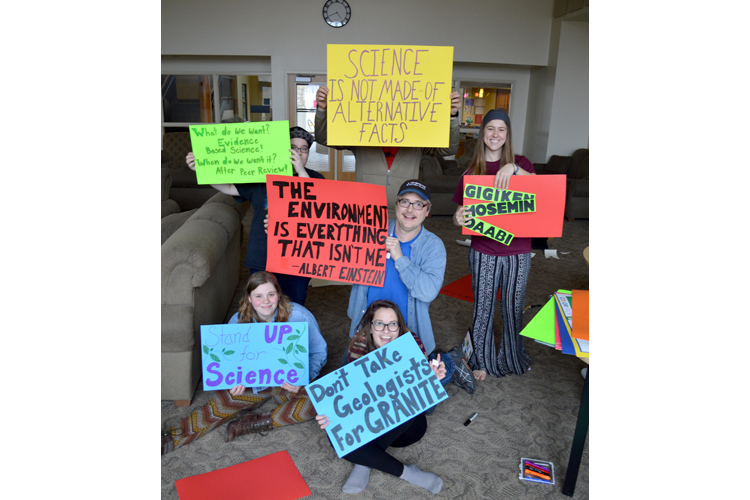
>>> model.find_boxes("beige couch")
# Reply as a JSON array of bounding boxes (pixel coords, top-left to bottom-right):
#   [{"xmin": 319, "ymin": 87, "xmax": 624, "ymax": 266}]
[{"xmin": 161, "ymin": 169, "xmax": 249, "ymax": 405}]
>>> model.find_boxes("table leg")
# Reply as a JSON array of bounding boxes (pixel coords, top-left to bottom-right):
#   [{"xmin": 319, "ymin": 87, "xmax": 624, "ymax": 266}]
[{"xmin": 562, "ymin": 367, "xmax": 588, "ymax": 496}]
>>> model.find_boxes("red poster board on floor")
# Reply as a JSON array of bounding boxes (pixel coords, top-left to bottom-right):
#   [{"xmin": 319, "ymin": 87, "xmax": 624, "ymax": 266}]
[
  {"xmin": 265, "ymin": 175, "xmax": 389, "ymax": 286},
  {"xmin": 461, "ymin": 175, "xmax": 566, "ymax": 238},
  {"xmin": 439, "ymin": 274, "xmax": 501, "ymax": 303},
  {"xmin": 175, "ymin": 450, "xmax": 311, "ymax": 500}
]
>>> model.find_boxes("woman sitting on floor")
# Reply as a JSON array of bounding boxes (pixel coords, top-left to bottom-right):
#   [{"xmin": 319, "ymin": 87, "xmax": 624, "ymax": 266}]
[
  {"xmin": 162, "ymin": 271, "xmax": 327, "ymax": 455},
  {"xmin": 315, "ymin": 300, "xmax": 446, "ymax": 495}
]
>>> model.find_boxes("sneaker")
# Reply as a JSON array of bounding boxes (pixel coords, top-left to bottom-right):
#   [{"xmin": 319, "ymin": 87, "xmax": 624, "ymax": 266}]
[
  {"xmin": 225, "ymin": 412, "xmax": 274, "ymax": 442},
  {"xmin": 446, "ymin": 346, "xmax": 476, "ymax": 394}
]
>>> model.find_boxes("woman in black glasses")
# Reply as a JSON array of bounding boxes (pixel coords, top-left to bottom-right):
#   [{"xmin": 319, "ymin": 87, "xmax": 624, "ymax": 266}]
[
  {"xmin": 316, "ymin": 300, "xmax": 446, "ymax": 495},
  {"xmin": 185, "ymin": 126, "xmax": 324, "ymax": 305}
]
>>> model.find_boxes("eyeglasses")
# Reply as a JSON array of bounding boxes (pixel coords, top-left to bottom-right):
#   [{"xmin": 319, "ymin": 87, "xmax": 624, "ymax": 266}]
[
  {"xmin": 291, "ymin": 146, "xmax": 309, "ymax": 153},
  {"xmin": 397, "ymin": 198, "xmax": 427, "ymax": 211},
  {"xmin": 371, "ymin": 321, "xmax": 400, "ymax": 332}
]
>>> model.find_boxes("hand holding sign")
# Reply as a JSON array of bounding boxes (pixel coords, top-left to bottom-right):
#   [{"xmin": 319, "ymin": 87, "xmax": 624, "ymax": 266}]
[
  {"xmin": 495, "ymin": 162, "xmax": 517, "ymax": 191},
  {"xmin": 461, "ymin": 175, "xmax": 566, "ymax": 241},
  {"xmin": 326, "ymin": 44, "xmax": 454, "ymax": 147},
  {"xmin": 266, "ymin": 176, "xmax": 389, "ymax": 286},
  {"xmin": 200, "ymin": 322, "xmax": 310, "ymax": 391}
]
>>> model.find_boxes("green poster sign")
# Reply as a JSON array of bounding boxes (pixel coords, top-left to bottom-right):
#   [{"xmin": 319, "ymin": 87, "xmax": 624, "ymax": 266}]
[
  {"xmin": 461, "ymin": 183, "xmax": 537, "ymax": 245},
  {"xmin": 189, "ymin": 120, "xmax": 293, "ymax": 184},
  {"xmin": 463, "ymin": 217, "xmax": 515, "ymax": 245}
]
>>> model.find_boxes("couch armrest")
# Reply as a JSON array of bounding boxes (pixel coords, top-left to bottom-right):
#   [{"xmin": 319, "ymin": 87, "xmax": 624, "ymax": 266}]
[
  {"xmin": 567, "ymin": 178, "xmax": 589, "ymax": 197},
  {"xmin": 162, "ymin": 199, "xmax": 180, "ymax": 219},
  {"xmin": 162, "ymin": 168, "xmax": 173, "ymax": 201},
  {"xmin": 161, "ymin": 202, "xmax": 241, "ymax": 304}
]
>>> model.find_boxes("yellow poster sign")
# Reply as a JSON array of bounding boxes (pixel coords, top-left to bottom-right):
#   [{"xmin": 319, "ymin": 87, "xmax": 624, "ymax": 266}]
[{"xmin": 326, "ymin": 44, "xmax": 454, "ymax": 147}]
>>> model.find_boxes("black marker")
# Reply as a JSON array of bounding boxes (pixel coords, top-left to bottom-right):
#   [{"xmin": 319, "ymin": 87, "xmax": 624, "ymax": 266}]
[{"xmin": 464, "ymin": 412, "xmax": 478, "ymax": 426}]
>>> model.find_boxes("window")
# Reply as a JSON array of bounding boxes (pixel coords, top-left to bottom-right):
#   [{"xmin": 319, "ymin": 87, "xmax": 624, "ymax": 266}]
[
  {"xmin": 161, "ymin": 74, "xmax": 272, "ymax": 132},
  {"xmin": 457, "ymin": 82, "xmax": 512, "ymax": 130}
]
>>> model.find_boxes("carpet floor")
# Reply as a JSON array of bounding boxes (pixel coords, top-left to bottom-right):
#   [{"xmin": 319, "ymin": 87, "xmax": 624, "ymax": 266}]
[{"xmin": 162, "ymin": 210, "xmax": 590, "ymax": 499}]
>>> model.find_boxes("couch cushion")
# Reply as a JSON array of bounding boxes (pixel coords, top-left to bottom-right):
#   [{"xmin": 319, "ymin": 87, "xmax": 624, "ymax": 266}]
[
  {"xmin": 545, "ymin": 155, "xmax": 573, "ymax": 174},
  {"xmin": 424, "ymin": 174, "xmax": 460, "ymax": 194},
  {"xmin": 162, "ymin": 209, "xmax": 197, "ymax": 245},
  {"xmin": 419, "ymin": 155, "xmax": 442, "ymax": 178}
]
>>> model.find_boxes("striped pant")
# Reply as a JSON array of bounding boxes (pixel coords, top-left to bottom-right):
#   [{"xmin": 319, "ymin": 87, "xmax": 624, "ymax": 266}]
[
  {"xmin": 469, "ymin": 248, "xmax": 532, "ymax": 377},
  {"xmin": 170, "ymin": 386, "xmax": 316, "ymax": 449}
]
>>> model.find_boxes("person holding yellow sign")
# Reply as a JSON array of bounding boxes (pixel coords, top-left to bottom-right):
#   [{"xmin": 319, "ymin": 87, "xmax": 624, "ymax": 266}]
[
  {"xmin": 451, "ymin": 109, "xmax": 536, "ymax": 380},
  {"xmin": 186, "ymin": 126, "xmax": 324, "ymax": 305},
  {"xmin": 314, "ymin": 85, "xmax": 461, "ymax": 206}
]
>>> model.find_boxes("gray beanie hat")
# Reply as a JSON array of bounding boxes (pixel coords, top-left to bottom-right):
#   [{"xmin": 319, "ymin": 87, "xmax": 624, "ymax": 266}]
[
  {"xmin": 481, "ymin": 108, "xmax": 511, "ymax": 127},
  {"xmin": 289, "ymin": 126, "xmax": 314, "ymax": 149}
]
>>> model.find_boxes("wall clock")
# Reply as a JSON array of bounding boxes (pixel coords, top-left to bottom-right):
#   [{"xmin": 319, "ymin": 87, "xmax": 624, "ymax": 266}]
[{"xmin": 323, "ymin": 0, "xmax": 351, "ymax": 28}]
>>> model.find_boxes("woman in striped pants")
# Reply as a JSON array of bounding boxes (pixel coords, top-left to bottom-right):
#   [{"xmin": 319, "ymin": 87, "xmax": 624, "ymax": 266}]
[{"xmin": 452, "ymin": 109, "xmax": 536, "ymax": 379}]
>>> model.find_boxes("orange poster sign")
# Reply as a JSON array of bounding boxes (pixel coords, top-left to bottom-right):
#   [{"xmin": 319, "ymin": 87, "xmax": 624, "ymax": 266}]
[
  {"xmin": 461, "ymin": 174, "xmax": 566, "ymax": 242},
  {"xmin": 571, "ymin": 289, "xmax": 589, "ymax": 341},
  {"xmin": 265, "ymin": 175, "xmax": 389, "ymax": 286}
]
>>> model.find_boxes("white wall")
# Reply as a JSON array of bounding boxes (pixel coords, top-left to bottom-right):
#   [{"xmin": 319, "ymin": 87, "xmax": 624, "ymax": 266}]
[
  {"xmin": 161, "ymin": 1, "xmax": 588, "ymax": 161},
  {"xmin": 547, "ymin": 21, "xmax": 589, "ymax": 157},
  {"xmin": 523, "ymin": 19, "xmax": 588, "ymax": 163},
  {"xmin": 523, "ymin": 19, "xmax": 561, "ymax": 163},
  {"xmin": 162, "ymin": 0, "xmax": 554, "ymax": 120}
]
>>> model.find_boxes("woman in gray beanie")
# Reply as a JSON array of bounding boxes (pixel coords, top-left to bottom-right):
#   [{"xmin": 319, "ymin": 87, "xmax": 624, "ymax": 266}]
[{"xmin": 451, "ymin": 108, "xmax": 537, "ymax": 380}]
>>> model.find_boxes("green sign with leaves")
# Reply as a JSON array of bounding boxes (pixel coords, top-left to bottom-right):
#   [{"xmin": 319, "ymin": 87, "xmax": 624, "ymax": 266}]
[{"xmin": 199, "ymin": 322, "xmax": 309, "ymax": 390}]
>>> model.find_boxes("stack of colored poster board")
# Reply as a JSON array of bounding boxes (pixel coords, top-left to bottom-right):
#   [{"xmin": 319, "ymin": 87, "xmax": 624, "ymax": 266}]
[{"xmin": 520, "ymin": 289, "xmax": 589, "ymax": 359}]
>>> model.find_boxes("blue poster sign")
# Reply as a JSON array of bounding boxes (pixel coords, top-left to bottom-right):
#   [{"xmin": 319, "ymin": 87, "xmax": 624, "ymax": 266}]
[
  {"xmin": 199, "ymin": 322, "xmax": 309, "ymax": 390},
  {"xmin": 307, "ymin": 333, "xmax": 448, "ymax": 458}
]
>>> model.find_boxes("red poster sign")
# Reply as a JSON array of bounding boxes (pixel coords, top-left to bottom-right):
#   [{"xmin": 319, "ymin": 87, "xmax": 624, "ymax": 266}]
[
  {"xmin": 460, "ymin": 175, "xmax": 566, "ymax": 239},
  {"xmin": 266, "ymin": 175, "xmax": 389, "ymax": 286},
  {"xmin": 175, "ymin": 450, "xmax": 311, "ymax": 500}
]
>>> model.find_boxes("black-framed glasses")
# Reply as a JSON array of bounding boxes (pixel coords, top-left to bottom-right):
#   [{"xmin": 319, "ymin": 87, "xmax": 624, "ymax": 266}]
[
  {"xmin": 291, "ymin": 145, "xmax": 309, "ymax": 153},
  {"xmin": 371, "ymin": 321, "xmax": 399, "ymax": 332},
  {"xmin": 397, "ymin": 198, "xmax": 427, "ymax": 211}
]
